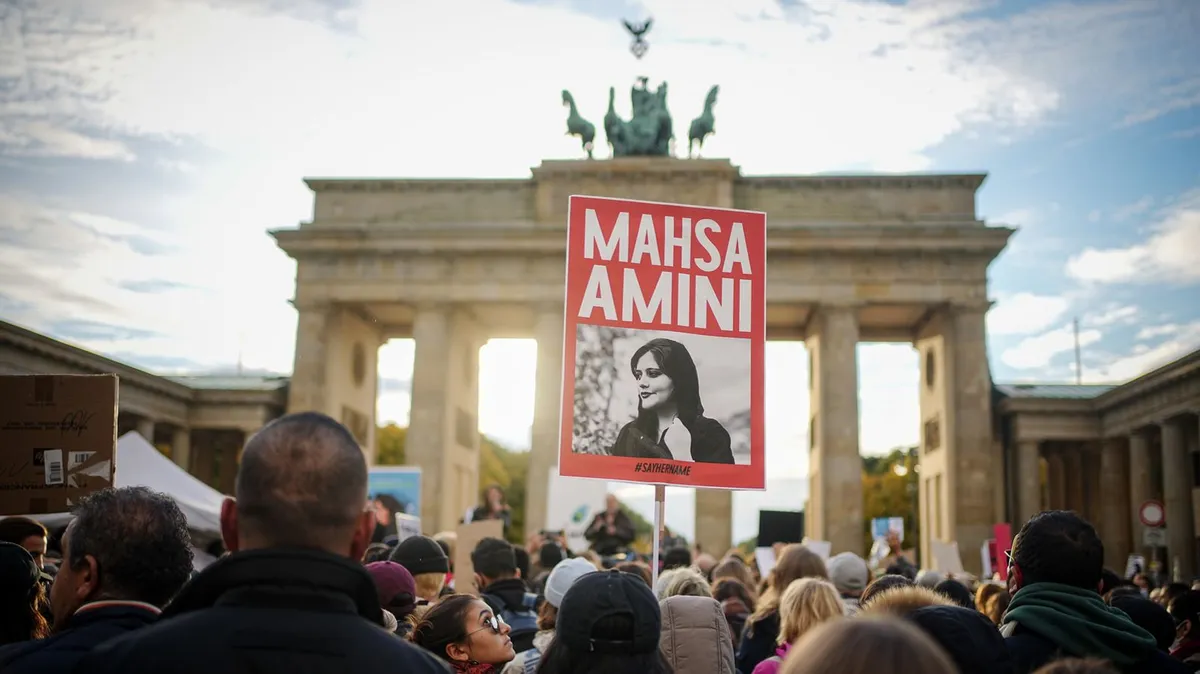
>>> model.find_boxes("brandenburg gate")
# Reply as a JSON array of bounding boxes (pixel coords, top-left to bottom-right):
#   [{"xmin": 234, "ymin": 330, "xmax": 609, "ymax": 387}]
[{"xmin": 273, "ymin": 156, "xmax": 1012, "ymax": 570}]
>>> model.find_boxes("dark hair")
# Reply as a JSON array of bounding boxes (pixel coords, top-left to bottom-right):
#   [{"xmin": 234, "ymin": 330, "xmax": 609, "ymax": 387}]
[
  {"xmin": 712, "ymin": 577, "xmax": 757, "ymax": 613},
  {"xmin": 539, "ymin": 542, "xmax": 565, "ymax": 570},
  {"xmin": 483, "ymin": 485, "xmax": 506, "ymax": 504},
  {"xmin": 537, "ymin": 600, "xmax": 559, "ymax": 631},
  {"xmin": 471, "ymin": 537, "xmax": 517, "ymax": 579},
  {"xmin": 1162, "ymin": 582, "xmax": 1191, "ymax": 607},
  {"xmin": 0, "ymin": 579, "xmax": 49, "ymax": 645},
  {"xmin": 235, "ymin": 412, "xmax": 368, "ymax": 548},
  {"xmin": 65, "ymin": 487, "xmax": 193, "ymax": 607},
  {"xmin": 1170, "ymin": 590, "xmax": 1200, "ymax": 636},
  {"xmin": 537, "ymin": 613, "xmax": 672, "ymax": 674},
  {"xmin": 0, "ymin": 517, "xmax": 47, "ymax": 546},
  {"xmin": 933, "ymin": 579, "xmax": 974, "ymax": 609},
  {"xmin": 662, "ymin": 546, "xmax": 691, "ymax": 571},
  {"xmin": 513, "ymin": 545, "xmax": 531, "ymax": 582},
  {"xmin": 630, "ymin": 338, "xmax": 704, "ymax": 439},
  {"xmin": 408, "ymin": 593, "xmax": 476, "ymax": 662},
  {"xmin": 615, "ymin": 561, "xmax": 652, "ymax": 586},
  {"xmin": 363, "ymin": 543, "xmax": 393, "ymax": 564},
  {"xmin": 1012, "ymin": 511, "xmax": 1103, "ymax": 589},
  {"xmin": 1099, "ymin": 568, "xmax": 1125, "ymax": 596},
  {"xmin": 1104, "ymin": 586, "xmax": 1143, "ymax": 602},
  {"xmin": 1109, "ymin": 594, "xmax": 1175, "ymax": 651},
  {"xmin": 861, "ymin": 574, "xmax": 914, "ymax": 605}
]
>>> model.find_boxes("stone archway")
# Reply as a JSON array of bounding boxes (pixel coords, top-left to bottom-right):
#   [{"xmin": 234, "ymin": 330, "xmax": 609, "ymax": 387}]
[{"xmin": 274, "ymin": 158, "xmax": 1011, "ymax": 570}]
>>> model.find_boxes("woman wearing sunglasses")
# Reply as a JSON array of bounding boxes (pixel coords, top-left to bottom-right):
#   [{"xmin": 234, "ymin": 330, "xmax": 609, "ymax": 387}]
[{"xmin": 410, "ymin": 594, "xmax": 517, "ymax": 673}]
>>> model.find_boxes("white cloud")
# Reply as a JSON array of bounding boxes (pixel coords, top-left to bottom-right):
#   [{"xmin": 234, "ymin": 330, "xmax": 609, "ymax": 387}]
[
  {"xmin": 1086, "ymin": 321, "xmax": 1200, "ymax": 382},
  {"xmin": 1085, "ymin": 305, "xmax": 1138, "ymax": 327},
  {"xmin": 1136, "ymin": 324, "xmax": 1180, "ymax": 341},
  {"xmin": 1087, "ymin": 210, "xmax": 1102, "ymax": 223},
  {"xmin": 1111, "ymin": 195, "xmax": 1155, "ymax": 221},
  {"xmin": 1002, "ymin": 323, "xmax": 1103, "ymax": 370},
  {"xmin": 1066, "ymin": 188, "xmax": 1200, "ymax": 285},
  {"xmin": 988, "ymin": 293, "xmax": 1070, "ymax": 336},
  {"xmin": 993, "ymin": 208, "xmax": 1039, "ymax": 228},
  {"xmin": 1118, "ymin": 76, "xmax": 1200, "ymax": 128}
]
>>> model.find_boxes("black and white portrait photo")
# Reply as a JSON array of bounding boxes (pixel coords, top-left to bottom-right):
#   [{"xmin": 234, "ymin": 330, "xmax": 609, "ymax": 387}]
[{"xmin": 571, "ymin": 325, "xmax": 751, "ymax": 465}]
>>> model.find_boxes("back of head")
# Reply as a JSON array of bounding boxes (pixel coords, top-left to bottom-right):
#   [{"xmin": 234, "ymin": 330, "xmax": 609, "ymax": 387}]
[
  {"xmin": 861, "ymin": 574, "xmax": 914, "ymax": 605},
  {"xmin": 654, "ymin": 566, "xmax": 711, "ymax": 600},
  {"xmin": 662, "ymin": 546, "xmax": 691, "ymax": 571},
  {"xmin": 234, "ymin": 412, "xmax": 369, "ymax": 551},
  {"xmin": 539, "ymin": 541, "xmax": 565, "ymax": 570},
  {"xmin": 712, "ymin": 577, "xmax": 756, "ymax": 613},
  {"xmin": 906, "ymin": 604, "xmax": 1013, "ymax": 674},
  {"xmin": 778, "ymin": 577, "xmax": 843, "ymax": 644},
  {"xmin": 711, "ymin": 556, "xmax": 755, "ymax": 590},
  {"xmin": 933, "ymin": 578, "xmax": 974, "ymax": 609},
  {"xmin": 0, "ymin": 541, "xmax": 48, "ymax": 643},
  {"xmin": 64, "ymin": 486, "xmax": 194, "ymax": 606},
  {"xmin": 782, "ymin": 616, "xmax": 957, "ymax": 674},
  {"xmin": 1109, "ymin": 594, "xmax": 1175, "ymax": 651},
  {"xmin": 470, "ymin": 537, "xmax": 516, "ymax": 581},
  {"xmin": 860, "ymin": 585, "xmax": 954, "ymax": 617},
  {"xmin": 1012, "ymin": 510, "xmax": 1103, "ymax": 590},
  {"xmin": 826, "ymin": 552, "xmax": 869, "ymax": 597},
  {"xmin": 775, "ymin": 544, "xmax": 829, "ymax": 587},
  {"xmin": 615, "ymin": 561, "xmax": 652, "ymax": 586},
  {"xmin": 658, "ymin": 595, "xmax": 733, "ymax": 672}
]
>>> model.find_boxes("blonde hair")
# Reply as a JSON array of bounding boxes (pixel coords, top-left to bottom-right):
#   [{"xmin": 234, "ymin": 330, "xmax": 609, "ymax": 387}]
[
  {"xmin": 860, "ymin": 585, "xmax": 953, "ymax": 618},
  {"xmin": 655, "ymin": 567, "xmax": 712, "ymax": 600},
  {"xmin": 778, "ymin": 578, "xmax": 843, "ymax": 645},
  {"xmin": 782, "ymin": 616, "xmax": 956, "ymax": 674},
  {"xmin": 413, "ymin": 572, "xmax": 446, "ymax": 600},
  {"xmin": 975, "ymin": 582, "xmax": 1003, "ymax": 613},
  {"xmin": 750, "ymin": 544, "xmax": 828, "ymax": 623}
]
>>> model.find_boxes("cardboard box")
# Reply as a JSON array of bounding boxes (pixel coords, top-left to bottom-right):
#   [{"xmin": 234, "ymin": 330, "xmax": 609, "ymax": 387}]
[
  {"xmin": 0, "ymin": 374, "xmax": 118, "ymax": 515},
  {"xmin": 453, "ymin": 519, "xmax": 504, "ymax": 595}
]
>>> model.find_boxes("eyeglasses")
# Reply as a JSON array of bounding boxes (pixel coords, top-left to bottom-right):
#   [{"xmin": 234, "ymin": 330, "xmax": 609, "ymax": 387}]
[
  {"xmin": 466, "ymin": 614, "xmax": 505, "ymax": 637},
  {"xmin": 1004, "ymin": 549, "xmax": 1014, "ymax": 565}
]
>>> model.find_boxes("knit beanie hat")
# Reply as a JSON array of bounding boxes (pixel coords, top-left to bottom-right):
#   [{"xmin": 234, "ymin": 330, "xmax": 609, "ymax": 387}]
[
  {"xmin": 544, "ymin": 557, "xmax": 597, "ymax": 608},
  {"xmin": 390, "ymin": 535, "xmax": 450, "ymax": 575}
]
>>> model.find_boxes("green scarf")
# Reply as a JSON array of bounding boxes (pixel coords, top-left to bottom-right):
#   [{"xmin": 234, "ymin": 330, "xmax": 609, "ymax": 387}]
[{"xmin": 1002, "ymin": 582, "xmax": 1157, "ymax": 666}]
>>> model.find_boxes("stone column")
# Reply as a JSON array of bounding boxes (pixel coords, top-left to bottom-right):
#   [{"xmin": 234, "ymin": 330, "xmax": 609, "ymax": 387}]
[
  {"xmin": 1064, "ymin": 449, "xmax": 1084, "ymax": 513},
  {"xmin": 1129, "ymin": 430, "xmax": 1154, "ymax": 557},
  {"xmin": 695, "ymin": 490, "xmax": 733, "ymax": 557},
  {"xmin": 173, "ymin": 426, "xmax": 192, "ymax": 473},
  {"xmin": 525, "ymin": 304, "xmax": 564, "ymax": 534},
  {"xmin": 1162, "ymin": 417, "xmax": 1195, "ymax": 579},
  {"xmin": 407, "ymin": 306, "xmax": 484, "ymax": 534},
  {"xmin": 1098, "ymin": 437, "xmax": 1132, "ymax": 570},
  {"xmin": 135, "ymin": 417, "xmax": 156, "ymax": 443},
  {"xmin": 1047, "ymin": 452, "xmax": 1066, "ymax": 511},
  {"xmin": 1016, "ymin": 440, "xmax": 1042, "ymax": 526},
  {"xmin": 805, "ymin": 305, "xmax": 861, "ymax": 555},
  {"xmin": 288, "ymin": 304, "xmax": 331, "ymax": 414}
]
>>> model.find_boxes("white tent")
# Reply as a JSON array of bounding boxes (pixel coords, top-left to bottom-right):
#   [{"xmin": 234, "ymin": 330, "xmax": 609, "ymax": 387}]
[{"xmin": 5, "ymin": 431, "xmax": 226, "ymax": 544}]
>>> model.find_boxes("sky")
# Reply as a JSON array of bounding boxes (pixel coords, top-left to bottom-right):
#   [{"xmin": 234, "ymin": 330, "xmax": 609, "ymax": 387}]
[{"xmin": 1, "ymin": 0, "xmax": 1198, "ymax": 543}]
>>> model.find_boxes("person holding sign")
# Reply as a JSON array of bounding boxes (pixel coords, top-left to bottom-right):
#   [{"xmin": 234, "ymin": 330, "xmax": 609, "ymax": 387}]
[{"xmin": 608, "ymin": 338, "xmax": 734, "ymax": 464}]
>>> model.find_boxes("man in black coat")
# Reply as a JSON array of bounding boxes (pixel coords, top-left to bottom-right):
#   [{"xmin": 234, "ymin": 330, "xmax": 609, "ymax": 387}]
[
  {"xmin": 0, "ymin": 487, "xmax": 194, "ymax": 674},
  {"xmin": 76, "ymin": 412, "xmax": 449, "ymax": 674},
  {"xmin": 584, "ymin": 494, "xmax": 636, "ymax": 556},
  {"xmin": 1000, "ymin": 510, "xmax": 1191, "ymax": 674}
]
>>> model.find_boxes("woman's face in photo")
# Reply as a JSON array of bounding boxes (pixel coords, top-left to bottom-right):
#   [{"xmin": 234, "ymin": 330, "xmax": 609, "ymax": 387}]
[{"xmin": 635, "ymin": 351, "xmax": 675, "ymax": 411}]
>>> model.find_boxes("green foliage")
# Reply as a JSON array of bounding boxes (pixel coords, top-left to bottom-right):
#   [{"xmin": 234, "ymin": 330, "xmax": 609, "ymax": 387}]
[
  {"xmin": 376, "ymin": 424, "xmax": 407, "ymax": 465},
  {"xmin": 480, "ymin": 435, "xmax": 529, "ymax": 545},
  {"xmin": 862, "ymin": 446, "xmax": 920, "ymax": 558}
]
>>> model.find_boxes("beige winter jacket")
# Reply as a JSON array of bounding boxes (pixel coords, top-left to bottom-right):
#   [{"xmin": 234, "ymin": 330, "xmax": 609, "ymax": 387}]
[{"xmin": 659, "ymin": 595, "xmax": 736, "ymax": 674}]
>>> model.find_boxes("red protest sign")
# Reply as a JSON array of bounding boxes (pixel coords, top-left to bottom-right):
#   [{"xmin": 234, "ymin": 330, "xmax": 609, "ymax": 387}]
[{"xmin": 558, "ymin": 195, "xmax": 766, "ymax": 490}]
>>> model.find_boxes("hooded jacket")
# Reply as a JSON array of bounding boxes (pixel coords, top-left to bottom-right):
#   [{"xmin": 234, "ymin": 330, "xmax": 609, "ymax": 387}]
[{"xmin": 660, "ymin": 595, "xmax": 736, "ymax": 674}]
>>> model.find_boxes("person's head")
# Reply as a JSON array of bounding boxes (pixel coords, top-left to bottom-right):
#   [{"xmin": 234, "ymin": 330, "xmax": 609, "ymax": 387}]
[
  {"xmin": 541, "ymin": 557, "xmax": 597, "ymax": 630},
  {"xmin": 513, "ymin": 544, "xmax": 531, "ymax": 582},
  {"xmin": 483, "ymin": 485, "xmax": 505, "ymax": 509},
  {"xmin": 826, "ymin": 552, "xmax": 869, "ymax": 599},
  {"xmin": 366, "ymin": 561, "xmax": 418, "ymax": 621},
  {"xmin": 0, "ymin": 517, "xmax": 48, "ymax": 570},
  {"xmin": 363, "ymin": 542, "xmax": 392, "ymax": 564},
  {"xmin": 0, "ymin": 542, "xmax": 49, "ymax": 645},
  {"xmin": 471, "ymin": 537, "xmax": 518, "ymax": 586},
  {"xmin": 1009, "ymin": 510, "xmax": 1103, "ymax": 595},
  {"xmin": 1170, "ymin": 590, "xmax": 1200, "ymax": 644},
  {"xmin": 389, "ymin": 534, "xmax": 450, "ymax": 601},
  {"xmin": 885, "ymin": 530, "xmax": 901, "ymax": 552},
  {"xmin": 933, "ymin": 578, "xmax": 974, "ymax": 609},
  {"xmin": 695, "ymin": 553, "xmax": 717, "ymax": 578},
  {"xmin": 1099, "ymin": 568, "xmax": 1124, "ymax": 596},
  {"xmin": 372, "ymin": 494, "xmax": 403, "ymax": 526},
  {"xmin": 1160, "ymin": 581, "xmax": 1191, "ymax": 608},
  {"xmin": 712, "ymin": 577, "xmax": 756, "ymax": 613},
  {"xmin": 538, "ymin": 570, "xmax": 670, "ymax": 674},
  {"xmin": 615, "ymin": 561, "xmax": 652, "ymax": 586},
  {"xmin": 1030, "ymin": 658, "xmax": 1120, "ymax": 674},
  {"xmin": 654, "ymin": 566, "xmax": 711, "ymax": 600},
  {"xmin": 1109, "ymin": 594, "xmax": 1175, "ymax": 652},
  {"xmin": 861, "ymin": 574, "xmax": 914, "ymax": 605},
  {"xmin": 409, "ymin": 593, "xmax": 515, "ymax": 667},
  {"xmin": 539, "ymin": 541, "xmax": 565, "ymax": 571},
  {"xmin": 975, "ymin": 582, "xmax": 1003, "ymax": 613},
  {"xmin": 983, "ymin": 589, "xmax": 1010, "ymax": 625},
  {"xmin": 711, "ymin": 555, "xmax": 756, "ymax": 592},
  {"xmin": 752, "ymin": 544, "xmax": 828, "ymax": 621},
  {"xmin": 860, "ymin": 584, "xmax": 954, "ymax": 618},
  {"xmin": 662, "ymin": 546, "xmax": 691, "ymax": 571},
  {"xmin": 224, "ymin": 412, "xmax": 374, "ymax": 559},
  {"xmin": 778, "ymin": 577, "xmax": 844, "ymax": 645},
  {"xmin": 631, "ymin": 338, "xmax": 702, "ymax": 423},
  {"xmin": 51, "ymin": 486, "xmax": 193, "ymax": 626},
  {"xmin": 605, "ymin": 493, "xmax": 620, "ymax": 513},
  {"xmin": 781, "ymin": 616, "xmax": 957, "ymax": 674}
]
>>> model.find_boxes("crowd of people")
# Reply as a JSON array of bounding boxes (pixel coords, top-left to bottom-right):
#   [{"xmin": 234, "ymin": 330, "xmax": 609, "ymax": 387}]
[{"xmin": 1, "ymin": 411, "xmax": 1200, "ymax": 673}]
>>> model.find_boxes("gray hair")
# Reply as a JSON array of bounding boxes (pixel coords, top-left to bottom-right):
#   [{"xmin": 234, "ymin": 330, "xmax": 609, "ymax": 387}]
[
  {"xmin": 66, "ymin": 486, "xmax": 193, "ymax": 607},
  {"xmin": 235, "ymin": 412, "xmax": 368, "ymax": 548},
  {"xmin": 655, "ymin": 566, "xmax": 712, "ymax": 601}
]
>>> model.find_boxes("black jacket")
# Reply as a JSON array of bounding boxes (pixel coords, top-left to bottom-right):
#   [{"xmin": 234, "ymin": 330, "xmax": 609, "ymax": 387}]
[
  {"xmin": 584, "ymin": 510, "xmax": 636, "ymax": 556},
  {"xmin": 0, "ymin": 602, "xmax": 158, "ymax": 674},
  {"xmin": 735, "ymin": 610, "xmax": 779, "ymax": 674},
  {"xmin": 610, "ymin": 416, "xmax": 734, "ymax": 464},
  {"xmin": 73, "ymin": 548, "xmax": 450, "ymax": 674},
  {"xmin": 1005, "ymin": 622, "xmax": 1192, "ymax": 674},
  {"xmin": 906, "ymin": 605, "xmax": 1012, "ymax": 674}
]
